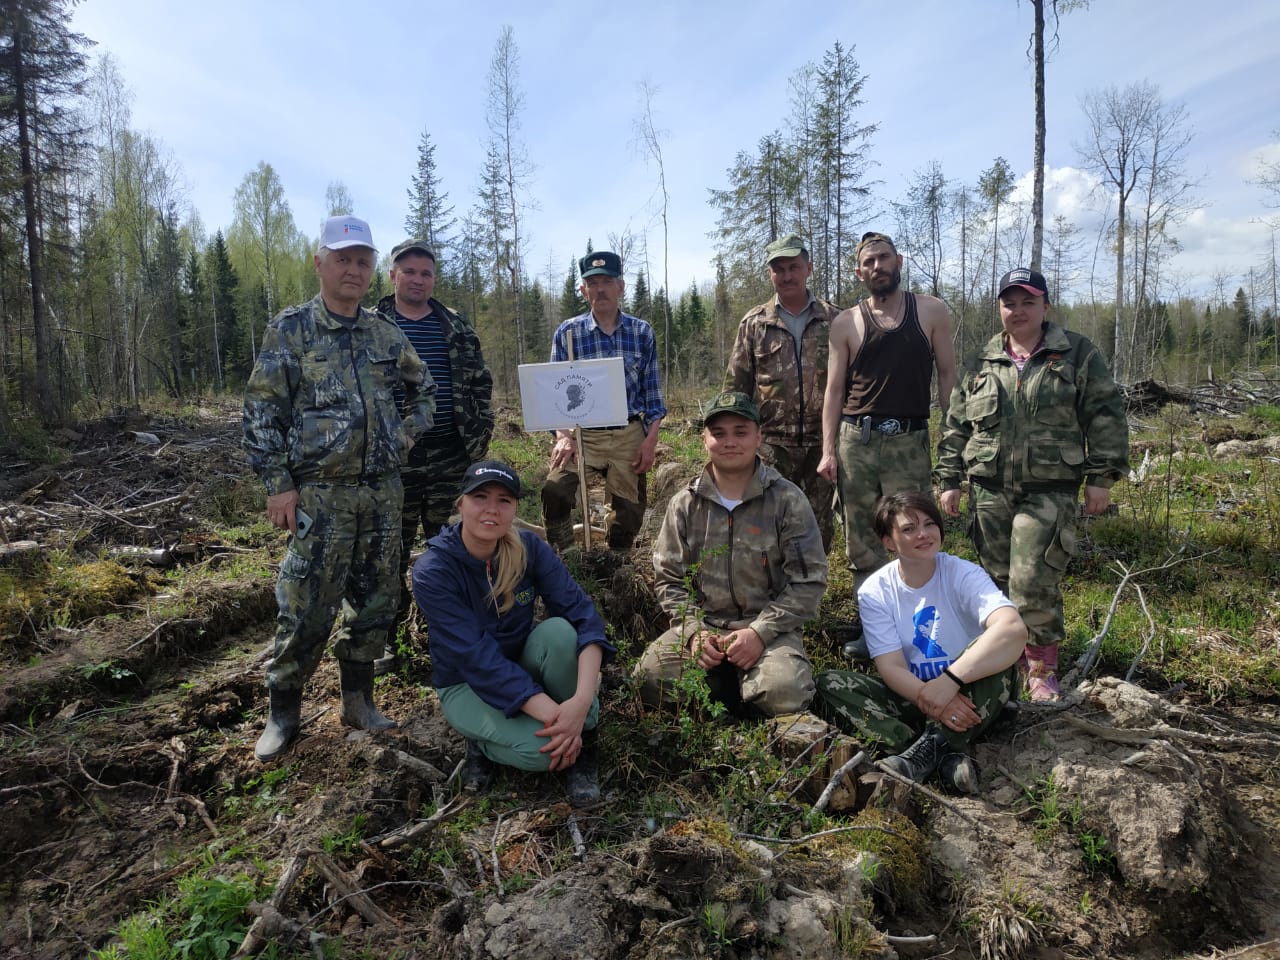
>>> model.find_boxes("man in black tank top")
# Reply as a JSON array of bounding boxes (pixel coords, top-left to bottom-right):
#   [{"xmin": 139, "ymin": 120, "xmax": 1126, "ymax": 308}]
[{"xmin": 818, "ymin": 232, "xmax": 956, "ymax": 591}]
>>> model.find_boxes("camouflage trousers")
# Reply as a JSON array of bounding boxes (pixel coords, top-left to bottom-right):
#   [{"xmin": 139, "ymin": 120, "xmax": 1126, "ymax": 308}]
[
  {"xmin": 436, "ymin": 617, "xmax": 600, "ymax": 772},
  {"xmin": 813, "ymin": 665, "xmax": 1017, "ymax": 755},
  {"xmin": 835, "ymin": 419, "xmax": 932, "ymax": 581},
  {"xmin": 398, "ymin": 439, "xmax": 471, "ymax": 617},
  {"xmin": 969, "ymin": 485, "xmax": 1076, "ymax": 650},
  {"xmin": 634, "ymin": 621, "xmax": 815, "ymax": 717},
  {"xmin": 541, "ymin": 421, "xmax": 647, "ymax": 550},
  {"xmin": 266, "ymin": 476, "xmax": 404, "ymax": 691},
  {"xmin": 762, "ymin": 440, "xmax": 835, "ymax": 555}
]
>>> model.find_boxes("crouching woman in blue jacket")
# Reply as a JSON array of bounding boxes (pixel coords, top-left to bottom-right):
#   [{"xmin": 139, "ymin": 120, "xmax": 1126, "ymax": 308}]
[{"xmin": 412, "ymin": 460, "xmax": 613, "ymax": 807}]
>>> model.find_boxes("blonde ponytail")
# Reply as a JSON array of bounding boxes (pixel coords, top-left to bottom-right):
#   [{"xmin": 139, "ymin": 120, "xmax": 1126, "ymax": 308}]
[{"xmin": 488, "ymin": 527, "xmax": 528, "ymax": 614}]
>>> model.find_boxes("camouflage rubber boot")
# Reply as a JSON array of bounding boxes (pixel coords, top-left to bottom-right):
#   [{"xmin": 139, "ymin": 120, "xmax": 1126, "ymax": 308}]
[
  {"xmin": 1024, "ymin": 644, "xmax": 1061, "ymax": 702},
  {"xmin": 545, "ymin": 518, "xmax": 575, "ymax": 552},
  {"xmin": 879, "ymin": 729, "xmax": 947, "ymax": 783},
  {"xmin": 337, "ymin": 660, "xmax": 398, "ymax": 732},
  {"xmin": 460, "ymin": 739, "xmax": 494, "ymax": 793},
  {"xmin": 255, "ymin": 687, "xmax": 303, "ymax": 762},
  {"xmin": 938, "ymin": 750, "xmax": 980, "ymax": 795},
  {"xmin": 564, "ymin": 730, "xmax": 600, "ymax": 808}
]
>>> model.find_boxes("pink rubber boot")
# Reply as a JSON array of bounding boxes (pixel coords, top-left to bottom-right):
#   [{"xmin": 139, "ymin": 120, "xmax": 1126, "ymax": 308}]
[{"xmin": 1024, "ymin": 644, "xmax": 1061, "ymax": 701}]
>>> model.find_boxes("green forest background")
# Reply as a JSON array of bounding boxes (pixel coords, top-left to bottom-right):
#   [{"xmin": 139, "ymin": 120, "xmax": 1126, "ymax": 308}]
[{"xmin": 3, "ymin": 2, "xmax": 1279, "ymax": 434}]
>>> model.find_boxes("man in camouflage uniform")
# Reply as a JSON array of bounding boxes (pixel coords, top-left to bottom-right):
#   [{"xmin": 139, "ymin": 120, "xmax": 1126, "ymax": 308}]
[
  {"xmin": 373, "ymin": 239, "xmax": 493, "ymax": 672},
  {"xmin": 818, "ymin": 232, "xmax": 956, "ymax": 589},
  {"xmin": 635, "ymin": 391, "xmax": 827, "ymax": 717},
  {"xmin": 724, "ymin": 233, "xmax": 839, "ymax": 552},
  {"xmin": 243, "ymin": 216, "xmax": 436, "ymax": 761},
  {"xmin": 936, "ymin": 267, "xmax": 1128, "ymax": 700}
]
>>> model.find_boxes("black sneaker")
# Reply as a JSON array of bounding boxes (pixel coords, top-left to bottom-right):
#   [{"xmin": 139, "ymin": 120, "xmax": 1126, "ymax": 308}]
[
  {"xmin": 879, "ymin": 730, "xmax": 947, "ymax": 783},
  {"xmin": 842, "ymin": 632, "xmax": 871, "ymax": 661},
  {"xmin": 938, "ymin": 750, "xmax": 979, "ymax": 794},
  {"xmin": 460, "ymin": 739, "xmax": 494, "ymax": 793}
]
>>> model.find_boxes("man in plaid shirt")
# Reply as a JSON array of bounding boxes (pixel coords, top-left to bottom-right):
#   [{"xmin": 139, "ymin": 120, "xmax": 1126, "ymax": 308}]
[{"xmin": 541, "ymin": 250, "xmax": 667, "ymax": 551}]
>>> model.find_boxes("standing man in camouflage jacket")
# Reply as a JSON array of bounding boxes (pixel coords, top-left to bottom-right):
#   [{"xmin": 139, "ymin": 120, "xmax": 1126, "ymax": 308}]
[
  {"xmin": 243, "ymin": 216, "xmax": 436, "ymax": 761},
  {"xmin": 373, "ymin": 239, "xmax": 493, "ymax": 671},
  {"xmin": 724, "ymin": 233, "xmax": 840, "ymax": 553},
  {"xmin": 635, "ymin": 391, "xmax": 827, "ymax": 718}
]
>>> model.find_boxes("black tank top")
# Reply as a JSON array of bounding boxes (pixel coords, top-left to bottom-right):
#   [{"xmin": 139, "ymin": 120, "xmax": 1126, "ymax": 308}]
[{"xmin": 841, "ymin": 292, "xmax": 933, "ymax": 419}]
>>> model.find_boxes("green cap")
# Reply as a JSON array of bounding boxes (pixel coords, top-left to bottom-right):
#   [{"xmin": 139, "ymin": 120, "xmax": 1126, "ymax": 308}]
[
  {"xmin": 579, "ymin": 251, "xmax": 622, "ymax": 278},
  {"xmin": 765, "ymin": 233, "xmax": 807, "ymax": 264},
  {"xmin": 702, "ymin": 390, "xmax": 761, "ymax": 426},
  {"xmin": 390, "ymin": 239, "xmax": 436, "ymax": 263}
]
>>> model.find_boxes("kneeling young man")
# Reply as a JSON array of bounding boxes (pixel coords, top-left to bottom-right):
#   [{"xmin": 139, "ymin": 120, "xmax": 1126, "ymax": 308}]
[{"xmin": 636, "ymin": 391, "xmax": 827, "ymax": 717}]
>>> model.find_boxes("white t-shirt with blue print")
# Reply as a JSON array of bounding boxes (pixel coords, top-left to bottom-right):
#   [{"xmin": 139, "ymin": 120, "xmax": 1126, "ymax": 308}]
[{"xmin": 858, "ymin": 552, "xmax": 1014, "ymax": 681}]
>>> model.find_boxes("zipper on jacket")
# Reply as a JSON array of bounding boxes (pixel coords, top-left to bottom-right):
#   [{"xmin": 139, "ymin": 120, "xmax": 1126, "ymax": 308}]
[{"xmin": 726, "ymin": 512, "xmax": 744, "ymax": 621}]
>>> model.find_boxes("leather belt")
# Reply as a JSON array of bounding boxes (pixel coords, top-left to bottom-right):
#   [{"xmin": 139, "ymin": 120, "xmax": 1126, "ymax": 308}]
[{"xmin": 841, "ymin": 414, "xmax": 929, "ymax": 436}]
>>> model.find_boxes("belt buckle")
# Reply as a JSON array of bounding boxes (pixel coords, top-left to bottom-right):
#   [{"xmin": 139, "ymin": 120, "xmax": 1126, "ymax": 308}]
[{"xmin": 876, "ymin": 418, "xmax": 903, "ymax": 436}]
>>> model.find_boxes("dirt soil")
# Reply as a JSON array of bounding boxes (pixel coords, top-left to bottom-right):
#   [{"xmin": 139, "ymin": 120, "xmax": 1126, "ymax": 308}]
[{"xmin": 2, "ymin": 403, "xmax": 1279, "ymax": 960}]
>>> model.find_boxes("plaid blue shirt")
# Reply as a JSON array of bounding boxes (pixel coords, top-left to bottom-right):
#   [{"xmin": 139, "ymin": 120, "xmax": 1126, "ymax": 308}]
[{"xmin": 551, "ymin": 311, "xmax": 667, "ymax": 428}]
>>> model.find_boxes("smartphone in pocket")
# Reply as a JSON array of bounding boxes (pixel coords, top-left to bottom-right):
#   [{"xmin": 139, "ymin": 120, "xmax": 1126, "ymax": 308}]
[{"xmin": 294, "ymin": 508, "xmax": 314, "ymax": 539}]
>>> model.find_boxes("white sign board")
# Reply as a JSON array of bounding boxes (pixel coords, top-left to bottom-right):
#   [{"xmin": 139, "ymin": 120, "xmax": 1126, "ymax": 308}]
[{"xmin": 518, "ymin": 358, "xmax": 629, "ymax": 432}]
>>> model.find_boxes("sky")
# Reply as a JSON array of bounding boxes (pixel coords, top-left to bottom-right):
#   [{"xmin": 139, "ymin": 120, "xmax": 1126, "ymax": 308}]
[{"xmin": 70, "ymin": 0, "xmax": 1280, "ymax": 303}]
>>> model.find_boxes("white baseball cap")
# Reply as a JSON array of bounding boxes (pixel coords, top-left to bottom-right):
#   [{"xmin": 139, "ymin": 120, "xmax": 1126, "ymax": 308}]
[{"xmin": 319, "ymin": 215, "xmax": 376, "ymax": 252}]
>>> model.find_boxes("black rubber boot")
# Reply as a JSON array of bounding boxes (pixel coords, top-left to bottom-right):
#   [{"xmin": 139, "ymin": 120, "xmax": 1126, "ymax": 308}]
[
  {"xmin": 842, "ymin": 632, "xmax": 871, "ymax": 661},
  {"xmin": 460, "ymin": 739, "xmax": 494, "ymax": 793},
  {"xmin": 564, "ymin": 729, "xmax": 601, "ymax": 807},
  {"xmin": 879, "ymin": 729, "xmax": 947, "ymax": 784},
  {"xmin": 338, "ymin": 660, "xmax": 398, "ymax": 732},
  {"xmin": 255, "ymin": 687, "xmax": 303, "ymax": 762}
]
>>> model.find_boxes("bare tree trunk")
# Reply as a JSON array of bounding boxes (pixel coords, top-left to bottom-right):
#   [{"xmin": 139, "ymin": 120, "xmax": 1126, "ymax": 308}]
[
  {"xmin": 13, "ymin": 25, "xmax": 57, "ymax": 424},
  {"xmin": 1031, "ymin": 0, "xmax": 1046, "ymax": 271}
]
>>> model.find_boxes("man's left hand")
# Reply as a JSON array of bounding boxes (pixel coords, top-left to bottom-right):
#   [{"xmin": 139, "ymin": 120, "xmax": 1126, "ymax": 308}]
[
  {"xmin": 722, "ymin": 628, "xmax": 765, "ymax": 671},
  {"xmin": 1083, "ymin": 485, "xmax": 1111, "ymax": 516}
]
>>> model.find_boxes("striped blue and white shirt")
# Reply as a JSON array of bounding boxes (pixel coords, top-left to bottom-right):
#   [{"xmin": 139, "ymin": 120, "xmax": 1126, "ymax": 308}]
[
  {"xmin": 550, "ymin": 311, "xmax": 667, "ymax": 429},
  {"xmin": 395, "ymin": 308, "xmax": 455, "ymax": 444}
]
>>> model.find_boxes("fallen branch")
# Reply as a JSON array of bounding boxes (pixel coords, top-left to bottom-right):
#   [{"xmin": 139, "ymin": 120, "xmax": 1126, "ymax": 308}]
[
  {"xmin": 1068, "ymin": 549, "xmax": 1202, "ymax": 684},
  {"xmin": 1060, "ymin": 712, "xmax": 1280, "ymax": 752},
  {"xmin": 304, "ymin": 850, "xmax": 396, "ymax": 927},
  {"xmin": 1123, "ymin": 582, "xmax": 1158, "ymax": 682},
  {"xmin": 391, "ymin": 749, "xmax": 447, "ymax": 782},
  {"xmin": 812, "ymin": 751, "xmax": 866, "ymax": 815},
  {"xmin": 873, "ymin": 762, "xmax": 1013, "ymax": 846},
  {"xmin": 233, "ymin": 852, "xmax": 311, "ymax": 958},
  {"xmin": 736, "ymin": 822, "xmax": 906, "ymax": 846},
  {"xmin": 490, "ymin": 815, "xmax": 505, "ymax": 899},
  {"xmin": 567, "ymin": 814, "xmax": 587, "ymax": 860},
  {"xmin": 369, "ymin": 794, "xmax": 470, "ymax": 849}
]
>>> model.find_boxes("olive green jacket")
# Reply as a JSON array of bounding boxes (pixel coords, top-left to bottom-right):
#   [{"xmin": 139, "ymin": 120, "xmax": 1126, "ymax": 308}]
[
  {"xmin": 935, "ymin": 321, "xmax": 1128, "ymax": 494},
  {"xmin": 653, "ymin": 459, "xmax": 827, "ymax": 645}
]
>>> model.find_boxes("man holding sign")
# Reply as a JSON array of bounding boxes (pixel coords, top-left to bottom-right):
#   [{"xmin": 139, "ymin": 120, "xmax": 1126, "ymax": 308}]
[{"xmin": 540, "ymin": 251, "xmax": 666, "ymax": 551}]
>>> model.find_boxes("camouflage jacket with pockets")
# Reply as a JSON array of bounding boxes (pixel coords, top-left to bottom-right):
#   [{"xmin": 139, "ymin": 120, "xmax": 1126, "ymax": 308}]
[
  {"xmin": 653, "ymin": 459, "xmax": 828, "ymax": 644},
  {"xmin": 243, "ymin": 295, "xmax": 436, "ymax": 495},
  {"xmin": 723, "ymin": 296, "xmax": 840, "ymax": 448},
  {"xmin": 935, "ymin": 321, "xmax": 1128, "ymax": 494},
  {"xmin": 377, "ymin": 294, "xmax": 494, "ymax": 462}
]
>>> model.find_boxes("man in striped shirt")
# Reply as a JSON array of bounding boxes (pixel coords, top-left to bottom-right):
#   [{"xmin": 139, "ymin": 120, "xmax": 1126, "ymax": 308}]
[
  {"xmin": 375, "ymin": 239, "xmax": 493, "ymax": 669},
  {"xmin": 541, "ymin": 250, "xmax": 667, "ymax": 551}
]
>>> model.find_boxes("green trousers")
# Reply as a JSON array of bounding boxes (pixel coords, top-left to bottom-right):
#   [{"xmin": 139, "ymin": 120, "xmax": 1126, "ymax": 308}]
[
  {"xmin": 436, "ymin": 617, "xmax": 600, "ymax": 772},
  {"xmin": 813, "ymin": 665, "xmax": 1017, "ymax": 755}
]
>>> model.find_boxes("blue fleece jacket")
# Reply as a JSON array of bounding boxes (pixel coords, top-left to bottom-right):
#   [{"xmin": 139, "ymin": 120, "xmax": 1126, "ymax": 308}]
[{"xmin": 412, "ymin": 523, "xmax": 613, "ymax": 716}]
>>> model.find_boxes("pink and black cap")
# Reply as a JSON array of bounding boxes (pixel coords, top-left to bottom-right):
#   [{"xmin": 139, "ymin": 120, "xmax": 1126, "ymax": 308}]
[{"xmin": 998, "ymin": 267, "xmax": 1050, "ymax": 303}]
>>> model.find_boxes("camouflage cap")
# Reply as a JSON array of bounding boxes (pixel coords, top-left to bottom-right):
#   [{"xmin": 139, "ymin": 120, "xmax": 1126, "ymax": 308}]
[
  {"xmin": 702, "ymin": 390, "xmax": 761, "ymax": 426},
  {"xmin": 765, "ymin": 233, "xmax": 808, "ymax": 263},
  {"xmin": 854, "ymin": 231, "xmax": 897, "ymax": 262},
  {"xmin": 390, "ymin": 239, "xmax": 436, "ymax": 263}
]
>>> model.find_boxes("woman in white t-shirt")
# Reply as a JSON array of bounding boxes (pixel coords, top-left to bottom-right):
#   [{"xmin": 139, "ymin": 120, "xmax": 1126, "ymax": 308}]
[{"xmin": 815, "ymin": 491, "xmax": 1027, "ymax": 793}]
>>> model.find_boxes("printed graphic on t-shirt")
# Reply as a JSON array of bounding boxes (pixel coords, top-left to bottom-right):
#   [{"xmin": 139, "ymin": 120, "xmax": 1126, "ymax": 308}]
[{"xmin": 910, "ymin": 605, "xmax": 953, "ymax": 680}]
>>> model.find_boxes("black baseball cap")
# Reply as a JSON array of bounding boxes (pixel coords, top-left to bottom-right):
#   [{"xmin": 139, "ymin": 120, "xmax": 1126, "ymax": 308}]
[
  {"xmin": 460, "ymin": 460, "xmax": 522, "ymax": 497},
  {"xmin": 998, "ymin": 267, "xmax": 1050, "ymax": 303},
  {"xmin": 579, "ymin": 251, "xmax": 622, "ymax": 279}
]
